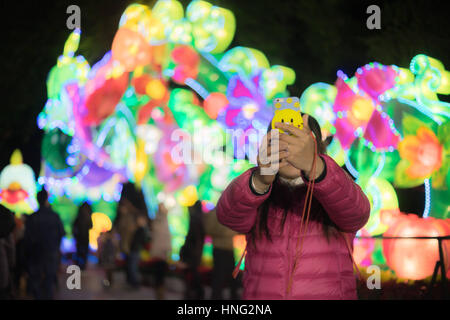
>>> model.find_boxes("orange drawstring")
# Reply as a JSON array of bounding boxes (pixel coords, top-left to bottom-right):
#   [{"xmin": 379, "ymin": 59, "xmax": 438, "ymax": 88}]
[
  {"xmin": 341, "ymin": 232, "xmax": 363, "ymax": 281},
  {"xmin": 286, "ymin": 132, "xmax": 318, "ymax": 295}
]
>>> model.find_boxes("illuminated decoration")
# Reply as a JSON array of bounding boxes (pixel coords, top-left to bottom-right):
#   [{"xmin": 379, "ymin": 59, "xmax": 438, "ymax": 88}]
[
  {"xmin": 382, "ymin": 212, "xmax": 450, "ymax": 280},
  {"xmin": 112, "ymin": 27, "xmax": 152, "ymax": 72},
  {"xmin": 360, "ymin": 177, "xmax": 399, "ymax": 235},
  {"xmin": 89, "ymin": 212, "xmax": 113, "ymax": 250},
  {"xmin": 39, "ymin": 1, "xmax": 290, "ymax": 263},
  {"xmin": 186, "ymin": 0, "xmax": 236, "ymax": 53},
  {"xmin": 300, "ymin": 83, "xmax": 337, "ymax": 138},
  {"xmin": 397, "ymin": 126, "xmax": 443, "ymax": 182},
  {"xmin": 407, "ymin": 54, "xmax": 450, "ymax": 123},
  {"xmin": 38, "ymin": 29, "xmax": 90, "ymax": 137},
  {"xmin": 0, "ymin": 150, "xmax": 38, "ymax": 215},
  {"xmin": 300, "ymin": 54, "xmax": 450, "ymax": 241},
  {"xmin": 332, "ymin": 64, "xmax": 401, "ymax": 152},
  {"xmin": 217, "ymin": 73, "xmax": 274, "ymax": 162}
]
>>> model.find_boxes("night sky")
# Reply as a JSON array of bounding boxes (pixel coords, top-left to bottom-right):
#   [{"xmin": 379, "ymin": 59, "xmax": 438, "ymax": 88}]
[{"xmin": 2, "ymin": 0, "xmax": 449, "ymax": 215}]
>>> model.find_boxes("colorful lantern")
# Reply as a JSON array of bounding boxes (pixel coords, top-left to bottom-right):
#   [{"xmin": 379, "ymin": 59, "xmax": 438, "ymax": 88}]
[
  {"xmin": 382, "ymin": 213, "xmax": 450, "ymax": 280},
  {"xmin": 0, "ymin": 150, "xmax": 38, "ymax": 215}
]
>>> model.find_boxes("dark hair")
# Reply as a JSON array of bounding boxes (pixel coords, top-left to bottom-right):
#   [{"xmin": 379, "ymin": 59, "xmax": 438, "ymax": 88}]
[
  {"xmin": 250, "ymin": 114, "xmax": 336, "ymax": 247},
  {"xmin": 188, "ymin": 200, "xmax": 202, "ymax": 216},
  {"xmin": 37, "ymin": 188, "xmax": 49, "ymax": 207},
  {"xmin": 119, "ymin": 183, "xmax": 148, "ymax": 213}
]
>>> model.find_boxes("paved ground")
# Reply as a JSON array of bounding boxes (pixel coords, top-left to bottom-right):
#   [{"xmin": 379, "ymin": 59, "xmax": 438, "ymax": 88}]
[
  {"xmin": 54, "ymin": 263, "xmax": 240, "ymax": 300},
  {"xmin": 55, "ymin": 263, "xmax": 184, "ymax": 300}
]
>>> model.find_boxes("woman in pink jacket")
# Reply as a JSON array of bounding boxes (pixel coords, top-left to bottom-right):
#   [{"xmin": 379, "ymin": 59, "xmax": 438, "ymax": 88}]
[{"xmin": 216, "ymin": 114, "xmax": 370, "ymax": 300}]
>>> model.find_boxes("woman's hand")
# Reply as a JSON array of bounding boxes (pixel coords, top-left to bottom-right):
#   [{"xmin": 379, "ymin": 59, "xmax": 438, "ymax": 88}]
[
  {"xmin": 254, "ymin": 130, "xmax": 289, "ymax": 188},
  {"xmin": 274, "ymin": 114, "xmax": 324, "ymax": 179}
]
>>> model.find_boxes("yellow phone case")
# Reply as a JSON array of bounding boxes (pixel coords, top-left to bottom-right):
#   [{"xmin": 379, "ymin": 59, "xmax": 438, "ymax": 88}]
[{"xmin": 271, "ymin": 97, "xmax": 303, "ymax": 134}]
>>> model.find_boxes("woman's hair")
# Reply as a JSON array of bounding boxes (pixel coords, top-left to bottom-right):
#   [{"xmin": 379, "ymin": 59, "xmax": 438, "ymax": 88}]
[
  {"xmin": 188, "ymin": 200, "xmax": 203, "ymax": 216},
  {"xmin": 250, "ymin": 114, "xmax": 337, "ymax": 246}
]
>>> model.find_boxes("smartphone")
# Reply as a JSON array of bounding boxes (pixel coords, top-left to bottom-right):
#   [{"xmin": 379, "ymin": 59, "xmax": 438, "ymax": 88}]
[{"xmin": 271, "ymin": 97, "xmax": 303, "ymax": 134}]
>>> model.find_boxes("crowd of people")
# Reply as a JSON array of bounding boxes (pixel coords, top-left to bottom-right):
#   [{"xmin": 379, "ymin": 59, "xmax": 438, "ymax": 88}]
[
  {"xmin": 0, "ymin": 188, "xmax": 64, "ymax": 299},
  {"xmin": 0, "ymin": 183, "xmax": 242, "ymax": 300}
]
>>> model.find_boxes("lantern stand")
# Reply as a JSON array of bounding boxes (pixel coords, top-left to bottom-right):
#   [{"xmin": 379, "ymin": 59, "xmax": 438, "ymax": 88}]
[{"xmin": 428, "ymin": 235, "xmax": 449, "ymax": 299}]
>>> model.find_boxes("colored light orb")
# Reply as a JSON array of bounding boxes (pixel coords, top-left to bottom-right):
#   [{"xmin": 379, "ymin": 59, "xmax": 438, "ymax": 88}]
[
  {"xmin": 89, "ymin": 212, "xmax": 113, "ymax": 251},
  {"xmin": 112, "ymin": 27, "xmax": 152, "ymax": 72},
  {"xmin": 351, "ymin": 97, "xmax": 375, "ymax": 123},
  {"xmin": 178, "ymin": 185, "xmax": 198, "ymax": 207},
  {"xmin": 145, "ymin": 78, "xmax": 167, "ymax": 100},
  {"xmin": 203, "ymin": 92, "xmax": 228, "ymax": 119}
]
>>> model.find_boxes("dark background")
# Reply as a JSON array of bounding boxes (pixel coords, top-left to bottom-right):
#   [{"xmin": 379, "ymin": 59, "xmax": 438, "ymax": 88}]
[{"xmin": 2, "ymin": 0, "xmax": 449, "ymax": 215}]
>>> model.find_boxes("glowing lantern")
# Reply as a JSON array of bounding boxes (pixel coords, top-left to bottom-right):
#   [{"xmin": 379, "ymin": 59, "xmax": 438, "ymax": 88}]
[
  {"xmin": 178, "ymin": 185, "xmax": 198, "ymax": 207},
  {"xmin": 0, "ymin": 150, "xmax": 38, "ymax": 215},
  {"xmin": 89, "ymin": 212, "xmax": 113, "ymax": 250},
  {"xmin": 132, "ymin": 138, "xmax": 148, "ymax": 187},
  {"xmin": 382, "ymin": 213, "xmax": 450, "ymax": 280},
  {"xmin": 112, "ymin": 27, "xmax": 152, "ymax": 72},
  {"xmin": 203, "ymin": 92, "xmax": 228, "ymax": 119}
]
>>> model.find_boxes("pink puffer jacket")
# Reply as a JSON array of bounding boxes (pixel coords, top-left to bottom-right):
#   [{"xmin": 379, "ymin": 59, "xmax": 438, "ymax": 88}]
[{"xmin": 217, "ymin": 154, "xmax": 370, "ymax": 300}]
